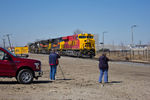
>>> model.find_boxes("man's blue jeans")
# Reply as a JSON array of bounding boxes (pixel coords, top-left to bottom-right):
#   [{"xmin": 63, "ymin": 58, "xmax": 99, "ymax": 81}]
[
  {"xmin": 50, "ymin": 65, "xmax": 57, "ymax": 80},
  {"xmin": 99, "ymin": 69, "xmax": 108, "ymax": 83}
]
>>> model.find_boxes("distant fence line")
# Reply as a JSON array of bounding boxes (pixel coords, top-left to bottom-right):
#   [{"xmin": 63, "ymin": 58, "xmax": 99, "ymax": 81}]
[{"xmin": 97, "ymin": 49, "xmax": 150, "ymax": 62}]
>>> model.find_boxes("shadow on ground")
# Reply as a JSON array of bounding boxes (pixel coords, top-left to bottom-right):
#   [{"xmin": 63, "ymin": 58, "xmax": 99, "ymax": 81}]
[
  {"xmin": 109, "ymin": 81, "xmax": 122, "ymax": 84},
  {"xmin": 0, "ymin": 81, "xmax": 18, "ymax": 84},
  {"xmin": 32, "ymin": 80, "xmax": 52, "ymax": 84},
  {"xmin": 0, "ymin": 80, "xmax": 52, "ymax": 84},
  {"xmin": 56, "ymin": 78, "xmax": 72, "ymax": 81}
]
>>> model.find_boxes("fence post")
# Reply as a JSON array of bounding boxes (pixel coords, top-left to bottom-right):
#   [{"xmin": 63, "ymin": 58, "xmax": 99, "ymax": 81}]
[
  {"xmin": 148, "ymin": 49, "xmax": 150, "ymax": 61},
  {"xmin": 132, "ymin": 50, "xmax": 134, "ymax": 60},
  {"xmin": 142, "ymin": 50, "xmax": 144, "ymax": 60},
  {"xmin": 138, "ymin": 50, "xmax": 140, "ymax": 59},
  {"xmin": 126, "ymin": 51, "xmax": 128, "ymax": 58},
  {"xmin": 130, "ymin": 50, "xmax": 132, "ymax": 60},
  {"xmin": 147, "ymin": 49, "xmax": 149, "ymax": 61}
]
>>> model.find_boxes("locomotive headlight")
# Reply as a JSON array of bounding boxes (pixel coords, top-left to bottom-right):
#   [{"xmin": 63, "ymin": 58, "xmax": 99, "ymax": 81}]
[{"xmin": 34, "ymin": 62, "xmax": 40, "ymax": 69}]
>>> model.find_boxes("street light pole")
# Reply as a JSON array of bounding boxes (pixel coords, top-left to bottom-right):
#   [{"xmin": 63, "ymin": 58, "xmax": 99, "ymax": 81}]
[{"xmin": 131, "ymin": 25, "xmax": 137, "ymax": 47}]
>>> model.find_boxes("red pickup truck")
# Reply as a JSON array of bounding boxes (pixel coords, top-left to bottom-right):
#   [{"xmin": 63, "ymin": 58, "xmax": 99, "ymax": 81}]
[{"xmin": 0, "ymin": 47, "xmax": 43, "ymax": 84}]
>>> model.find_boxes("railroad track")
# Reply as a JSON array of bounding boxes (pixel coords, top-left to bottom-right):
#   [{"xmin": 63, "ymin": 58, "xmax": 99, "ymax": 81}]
[{"xmin": 29, "ymin": 53, "xmax": 150, "ymax": 65}]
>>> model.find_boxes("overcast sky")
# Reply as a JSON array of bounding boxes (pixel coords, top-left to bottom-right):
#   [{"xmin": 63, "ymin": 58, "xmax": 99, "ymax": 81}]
[{"xmin": 0, "ymin": 0, "xmax": 150, "ymax": 47}]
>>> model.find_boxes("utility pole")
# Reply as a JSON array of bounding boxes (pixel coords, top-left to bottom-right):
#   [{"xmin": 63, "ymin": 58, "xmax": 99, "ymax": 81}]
[
  {"xmin": 112, "ymin": 40, "xmax": 115, "ymax": 50},
  {"xmin": 6, "ymin": 34, "xmax": 12, "ymax": 51},
  {"xmin": 102, "ymin": 31, "xmax": 107, "ymax": 53},
  {"xmin": 2, "ymin": 39, "xmax": 6, "ymax": 48}
]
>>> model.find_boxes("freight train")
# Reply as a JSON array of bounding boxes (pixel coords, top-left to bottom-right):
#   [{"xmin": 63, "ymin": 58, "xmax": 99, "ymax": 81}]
[{"xmin": 28, "ymin": 33, "xmax": 95, "ymax": 58}]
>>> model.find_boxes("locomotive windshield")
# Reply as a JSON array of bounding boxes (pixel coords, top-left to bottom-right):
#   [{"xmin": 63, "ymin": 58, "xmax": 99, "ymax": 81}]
[
  {"xmin": 87, "ymin": 36, "xmax": 93, "ymax": 39},
  {"xmin": 79, "ymin": 36, "xmax": 86, "ymax": 38},
  {"xmin": 79, "ymin": 36, "xmax": 93, "ymax": 39}
]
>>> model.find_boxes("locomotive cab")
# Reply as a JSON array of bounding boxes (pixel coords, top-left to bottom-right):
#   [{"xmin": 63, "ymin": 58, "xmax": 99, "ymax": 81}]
[{"xmin": 78, "ymin": 33, "xmax": 95, "ymax": 57}]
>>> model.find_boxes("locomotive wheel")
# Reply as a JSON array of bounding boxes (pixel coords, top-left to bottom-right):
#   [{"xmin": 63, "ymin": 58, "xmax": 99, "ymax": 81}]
[{"xmin": 77, "ymin": 52, "xmax": 81, "ymax": 58}]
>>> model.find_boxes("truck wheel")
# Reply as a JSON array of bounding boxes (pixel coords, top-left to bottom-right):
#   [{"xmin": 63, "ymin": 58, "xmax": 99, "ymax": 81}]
[{"xmin": 17, "ymin": 69, "xmax": 33, "ymax": 84}]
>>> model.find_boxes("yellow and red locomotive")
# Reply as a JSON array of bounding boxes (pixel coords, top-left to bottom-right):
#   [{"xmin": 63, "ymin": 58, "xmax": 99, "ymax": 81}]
[{"xmin": 29, "ymin": 33, "xmax": 95, "ymax": 57}]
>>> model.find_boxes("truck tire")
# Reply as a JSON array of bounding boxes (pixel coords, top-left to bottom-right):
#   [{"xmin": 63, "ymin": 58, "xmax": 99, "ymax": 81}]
[{"xmin": 17, "ymin": 69, "xmax": 33, "ymax": 84}]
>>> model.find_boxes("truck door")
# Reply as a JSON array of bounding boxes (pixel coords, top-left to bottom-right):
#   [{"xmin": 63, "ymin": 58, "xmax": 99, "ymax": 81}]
[{"xmin": 0, "ymin": 50, "xmax": 16, "ymax": 76}]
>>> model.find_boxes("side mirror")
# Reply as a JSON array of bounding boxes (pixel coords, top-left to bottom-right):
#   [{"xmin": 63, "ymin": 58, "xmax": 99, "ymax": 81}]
[{"xmin": 26, "ymin": 54, "xmax": 29, "ymax": 58}]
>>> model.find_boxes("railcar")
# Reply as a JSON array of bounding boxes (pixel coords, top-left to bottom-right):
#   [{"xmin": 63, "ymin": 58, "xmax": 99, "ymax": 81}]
[{"xmin": 29, "ymin": 40, "xmax": 49, "ymax": 54}]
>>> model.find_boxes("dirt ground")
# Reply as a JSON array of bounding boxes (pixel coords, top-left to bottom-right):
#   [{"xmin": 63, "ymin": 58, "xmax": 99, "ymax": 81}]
[{"xmin": 0, "ymin": 54, "xmax": 150, "ymax": 100}]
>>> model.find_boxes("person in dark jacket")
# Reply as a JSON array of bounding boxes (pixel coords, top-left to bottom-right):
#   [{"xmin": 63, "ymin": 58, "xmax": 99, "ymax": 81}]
[
  {"xmin": 49, "ymin": 49, "xmax": 60, "ymax": 80},
  {"xmin": 98, "ymin": 53, "xmax": 109, "ymax": 83}
]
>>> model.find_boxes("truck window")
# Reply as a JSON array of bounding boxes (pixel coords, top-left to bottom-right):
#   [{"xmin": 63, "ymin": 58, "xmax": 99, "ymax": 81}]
[
  {"xmin": 0, "ymin": 50, "xmax": 5, "ymax": 60},
  {"xmin": 3, "ymin": 48, "xmax": 16, "ymax": 57}
]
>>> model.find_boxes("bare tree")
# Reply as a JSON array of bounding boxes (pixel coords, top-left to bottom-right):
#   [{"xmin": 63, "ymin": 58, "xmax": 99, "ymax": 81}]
[
  {"xmin": 2, "ymin": 39, "xmax": 6, "ymax": 48},
  {"xmin": 120, "ymin": 42, "xmax": 126, "ymax": 50},
  {"xmin": 148, "ymin": 42, "xmax": 150, "ymax": 49},
  {"xmin": 94, "ymin": 34, "xmax": 99, "ymax": 51},
  {"xmin": 139, "ymin": 40, "xmax": 142, "ymax": 45},
  {"xmin": 73, "ymin": 29, "xmax": 83, "ymax": 34}
]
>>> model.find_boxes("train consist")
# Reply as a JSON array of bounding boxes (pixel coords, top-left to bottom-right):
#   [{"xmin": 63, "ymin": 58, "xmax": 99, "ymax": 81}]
[{"xmin": 28, "ymin": 33, "xmax": 95, "ymax": 58}]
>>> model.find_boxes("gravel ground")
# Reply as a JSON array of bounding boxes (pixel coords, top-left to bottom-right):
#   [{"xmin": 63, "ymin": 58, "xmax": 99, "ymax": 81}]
[{"xmin": 0, "ymin": 54, "xmax": 150, "ymax": 100}]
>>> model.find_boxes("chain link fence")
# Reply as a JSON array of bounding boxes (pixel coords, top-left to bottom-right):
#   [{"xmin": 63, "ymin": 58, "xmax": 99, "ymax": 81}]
[{"xmin": 96, "ymin": 49, "xmax": 150, "ymax": 62}]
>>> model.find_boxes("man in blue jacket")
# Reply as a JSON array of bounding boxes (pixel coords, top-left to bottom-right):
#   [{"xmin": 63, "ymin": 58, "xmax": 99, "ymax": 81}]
[
  {"xmin": 49, "ymin": 49, "xmax": 60, "ymax": 80},
  {"xmin": 99, "ymin": 53, "xmax": 109, "ymax": 83}
]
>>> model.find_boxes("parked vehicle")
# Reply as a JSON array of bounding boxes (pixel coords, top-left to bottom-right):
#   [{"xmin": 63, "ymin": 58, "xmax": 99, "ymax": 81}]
[
  {"xmin": 14, "ymin": 46, "xmax": 29, "ymax": 58},
  {"xmin": 0, "ymin": 47, "xmax": 43, "ymax": 84}
]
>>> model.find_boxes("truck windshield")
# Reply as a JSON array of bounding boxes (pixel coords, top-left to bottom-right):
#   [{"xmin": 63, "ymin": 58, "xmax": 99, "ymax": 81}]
[{"xmin": 3, "ymin": 48, "xmax": 16, "ymax": 57}]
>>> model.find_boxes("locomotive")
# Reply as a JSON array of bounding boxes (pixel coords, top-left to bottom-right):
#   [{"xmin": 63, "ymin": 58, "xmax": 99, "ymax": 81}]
[{"xmin": 29, "ymin": 33, "xmax": 95, "ymax": 58}]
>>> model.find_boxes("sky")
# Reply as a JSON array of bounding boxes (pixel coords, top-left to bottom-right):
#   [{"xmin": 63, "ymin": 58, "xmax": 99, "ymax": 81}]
[{"xmin": 0, "ymin": 0, "xmax": 150, "ymax": 47}]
